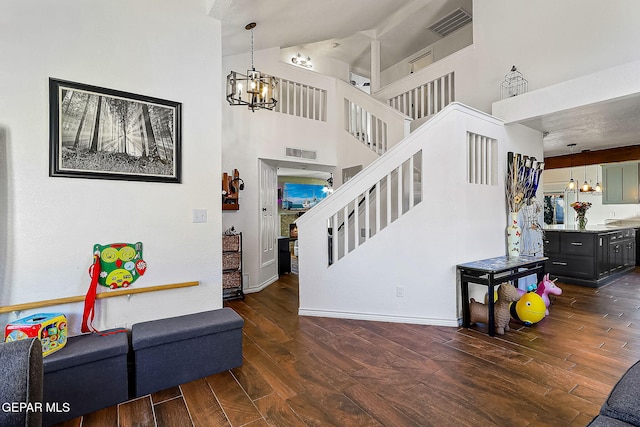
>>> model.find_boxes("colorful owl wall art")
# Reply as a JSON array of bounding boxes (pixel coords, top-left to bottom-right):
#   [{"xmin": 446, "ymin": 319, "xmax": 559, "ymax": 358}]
[{"xmin": 89, "ymin": 242, "xmax": 147, "ymax": 289}]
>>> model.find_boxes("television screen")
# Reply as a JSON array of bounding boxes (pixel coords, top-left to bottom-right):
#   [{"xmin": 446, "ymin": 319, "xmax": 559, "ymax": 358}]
[{"xmin": 281, "ymin": 182, "xmax": 327, "ymax": 211}]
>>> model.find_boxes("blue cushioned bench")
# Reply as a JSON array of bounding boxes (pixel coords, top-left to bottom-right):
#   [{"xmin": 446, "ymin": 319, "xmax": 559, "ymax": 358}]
[
  {"xmin": 131, "ymin": 308, "xmax": 244, "ymax": 397},
  {"xmin": 42, "ymin": 331, "xmax": 129, "ymax": 426},
  {"xmin": 588, "ymin": 360, "xmax": 640, "ymax": 426}
]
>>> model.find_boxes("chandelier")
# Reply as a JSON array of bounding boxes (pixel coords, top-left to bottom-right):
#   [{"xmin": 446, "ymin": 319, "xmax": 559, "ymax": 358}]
[{"xmin": 226, "ymin": 23, "xmax": 278, "ymax": 112}]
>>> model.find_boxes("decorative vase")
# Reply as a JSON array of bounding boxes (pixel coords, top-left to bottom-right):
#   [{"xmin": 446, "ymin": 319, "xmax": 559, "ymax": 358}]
[
  {"xmin": 577, "ymin": 214, "xmax": 587, "ymax": 230},
  {"xmin": 506, "ymin": 211, "xmax": 521, "ymax": 257}
]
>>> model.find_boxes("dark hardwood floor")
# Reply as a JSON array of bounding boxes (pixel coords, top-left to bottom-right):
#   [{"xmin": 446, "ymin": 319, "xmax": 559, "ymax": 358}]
[{"xmin": 55, "ymin": 269, "xmax": 640, "ymax": 427}]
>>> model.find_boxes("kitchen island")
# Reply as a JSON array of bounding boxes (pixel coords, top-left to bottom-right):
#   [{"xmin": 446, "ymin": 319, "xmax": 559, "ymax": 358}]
[{"xmin": 543, "ymin": 225, "xmax": 636, "ymax": 287}]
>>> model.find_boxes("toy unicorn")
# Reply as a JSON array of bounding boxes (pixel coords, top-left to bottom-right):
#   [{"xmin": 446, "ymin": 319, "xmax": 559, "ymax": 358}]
[
  {"xmin": 535, "ymin": 274, "xmax": 562, "ymax": 315},
  {"xmin": 470, "ymin": 282, "xmax": 521, "ymax": 335}
]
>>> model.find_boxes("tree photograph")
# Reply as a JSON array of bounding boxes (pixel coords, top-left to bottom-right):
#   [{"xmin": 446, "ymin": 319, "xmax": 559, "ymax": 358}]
[{"xmin": 49, "ymin": 79, "xmax": 181, "ymax": 183}]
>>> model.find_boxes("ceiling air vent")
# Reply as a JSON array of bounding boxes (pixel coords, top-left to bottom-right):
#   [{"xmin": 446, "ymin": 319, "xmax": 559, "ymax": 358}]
[
  {"xmin": 285, "ymin": 147, "xmax": 317, "ymax": 161},
  {"xmin": 428, "ymin": 8, "xmax": 472, "ymax": 37}
]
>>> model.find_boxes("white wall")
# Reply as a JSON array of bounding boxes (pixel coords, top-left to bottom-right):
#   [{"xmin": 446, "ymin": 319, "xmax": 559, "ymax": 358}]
[
  {"xmin": 377, "ymin": 0, "xmax": 640, "ymax": 115},
  {"xmin": 221, "ymin": 47, "xmax": 413, "ymax": 292},
  {"xmin": 0, "ymin": 0, "xmax": 222, "ymax": 334},
  {"xmin": 380, "ymin": 24, "xmax": 473, "ymax": 88},
  {"xmin": 222, "ymin": 47, "xmax": 339, "ymax": 292}
]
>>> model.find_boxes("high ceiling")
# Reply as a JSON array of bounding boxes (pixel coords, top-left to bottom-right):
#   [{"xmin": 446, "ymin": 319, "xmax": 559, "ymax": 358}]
[
  {"xmin": 212, "ymin": 1, "xmax": 640, "ymax": 160},
  {"xmin": 211, "ymin": 0, "xmax": 469, "ymax": 73},
  {"xmin": 520, "ymin": 94, "xmax": 640, "ymax": 158}
]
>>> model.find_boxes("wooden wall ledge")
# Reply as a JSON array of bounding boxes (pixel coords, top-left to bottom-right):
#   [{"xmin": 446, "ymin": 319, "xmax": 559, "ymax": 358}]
[{"xmin": 0, "ymin": 281, "xmax": 199, "ymax": 314}]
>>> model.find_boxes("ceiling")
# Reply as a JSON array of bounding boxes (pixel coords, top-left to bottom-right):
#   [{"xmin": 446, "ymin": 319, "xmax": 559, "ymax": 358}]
[
  {"xmin": 212, "ymin": 0, "xmax": 470, "ymax": 73},
  {"xmin": 519, "ymin": 93, "xmax": 640, "ymax": 158},
  {"xmin": 211, "ymin": 1, "xmax": 640, "ymax": 160}
]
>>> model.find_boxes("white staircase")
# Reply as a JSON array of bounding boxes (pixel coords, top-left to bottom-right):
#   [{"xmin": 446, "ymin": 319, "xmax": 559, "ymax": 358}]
[{"xmin": 295, "ymin": 102, "xmax": 507, "ymax": 326}]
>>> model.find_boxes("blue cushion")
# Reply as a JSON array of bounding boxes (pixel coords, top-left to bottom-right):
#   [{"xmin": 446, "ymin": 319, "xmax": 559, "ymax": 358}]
[
  {"xmin": 42, "ymin": 331, "xmax": 129, "ymax": 425},
  {"xmin": 131, "ymin": 308, "xmax": 243, "ymax": 350},
  {"xmin": 587, "ymin": 415, "xmax": 634, "ymax": 426},
  {"xmin": 43, "ymin": 331, "xmax": 129, "ymax": 373},
  {"xmin": 0, "ymin": 339, "xmax": 43, "ymax": 427},
  {"xmin": 600, "ymin": 360, "xmax": 640, "ymax": 426}
]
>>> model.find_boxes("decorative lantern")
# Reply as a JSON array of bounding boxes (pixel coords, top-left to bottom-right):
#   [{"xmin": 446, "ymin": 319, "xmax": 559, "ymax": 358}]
[{"xmin": 501, "ymin": 66, "xmax": 528, "ymax": 99}]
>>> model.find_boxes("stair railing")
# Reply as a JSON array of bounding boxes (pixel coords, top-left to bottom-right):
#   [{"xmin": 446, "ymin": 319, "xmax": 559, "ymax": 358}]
[
  {"xmin": 338, "ymin": 79, "xmax": 411, "ymax": 155},
  {"xmin": 387, "ymin": 72, "xmax": 455, "ymax": 120}
]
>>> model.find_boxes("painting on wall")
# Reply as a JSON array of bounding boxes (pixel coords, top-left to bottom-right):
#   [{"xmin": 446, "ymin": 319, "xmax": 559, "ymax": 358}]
[
  {"xmin": 49, "ymin": 78, "xmax": 182, "ymax": 183},
  {"xmin": 281, "ymin": 183, "xmax": 328, "ymax": 211}
]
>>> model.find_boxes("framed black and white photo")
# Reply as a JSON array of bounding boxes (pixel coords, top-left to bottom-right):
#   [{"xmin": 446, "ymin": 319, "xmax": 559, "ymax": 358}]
[{"xmin": 49, "ymin": 78, "xmax": 182, "ymax": 183}]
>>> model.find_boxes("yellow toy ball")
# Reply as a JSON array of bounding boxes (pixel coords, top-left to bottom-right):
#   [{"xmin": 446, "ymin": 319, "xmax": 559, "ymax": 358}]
[{"xmin": 510, "ymin": 292, "xmax": 546, "ymax": 326}]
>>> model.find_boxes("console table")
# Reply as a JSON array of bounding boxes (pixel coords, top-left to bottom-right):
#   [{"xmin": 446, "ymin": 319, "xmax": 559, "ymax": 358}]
[{"xmin": 457, "ymin": 255, "xmax": 547, "ymax": 336}]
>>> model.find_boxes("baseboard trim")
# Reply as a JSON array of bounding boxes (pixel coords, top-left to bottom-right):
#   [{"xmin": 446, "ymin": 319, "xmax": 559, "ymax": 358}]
[
  {"xmin": 243, "ymin": 274, "xmax": 279, "ymax": 294},
  {"xmin": 298, "ymin": 308, "xmax": 459, "ymax": 327}
]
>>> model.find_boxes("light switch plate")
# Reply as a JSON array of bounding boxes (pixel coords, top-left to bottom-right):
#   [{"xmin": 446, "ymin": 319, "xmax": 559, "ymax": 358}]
[{"xmin": 192, "ymin": 209, "xmax": 207, "ymax": 223}]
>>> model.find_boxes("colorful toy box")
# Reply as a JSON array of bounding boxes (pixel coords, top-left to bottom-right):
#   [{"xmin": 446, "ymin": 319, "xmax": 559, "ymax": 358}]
[{"xmin": 4, "ymin": 313, "xmax": 68, "ymax": 356}]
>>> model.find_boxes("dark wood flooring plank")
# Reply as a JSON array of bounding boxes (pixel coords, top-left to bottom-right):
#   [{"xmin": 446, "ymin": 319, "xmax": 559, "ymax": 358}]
[
  {"xmin": 427, "ymin": 340, "xmax": 551, "ymax": 397},
  {"xmin": 154, "ymin": 397, "xmax": 192, "ymax": 427},
  {"xmin": 343, "ymin": 383, "xmax": 421, "ymax": 427},
  {"xmin": 81, "ymin": 406, "xmax": 118, "ymax": 427},
  {"xmin": 241, "ymin": 339, "xmax": 305, "ymax": 400},
  {"xmin": 76, "ymin": 272, "xmax": 640, "ymax": 427},
  {"xmin": 253, "ymin": 393, "xmax": 307, "ymax": 427},
  {"xmin": 51, "ymin": 417, "xmax": 82, "ymax": 427},
  {"xmin": 151, "ymin": 386, "xmax": 182, "ymax": 404},
  {"xmin": 206, "ymin": 370, "xmax": 262, "ymax": 427},
  {"xmin": 180, "ymin": 378, "xmax": 229, "ymax": 427},
  {"xmin": 240, "ymin": 419, "xmax": 270, "ymax": 427},
  {"xmin": 228, "ymin": 301, "xmax": 291, "ymax": 344},
  {"xmin": 286, "ymin": 385, "xmax": 381, "ymax": 427},
  {"xmin": 572, "ymin": 412, "xmax": 599, "ymax": 426},
  {"xmin": 118, "ymin": 396, "xmax": 155, "ymax": 427},
  {"xmin": 231, "ymin": 360, "xmax": 274, "ymax": 402}
]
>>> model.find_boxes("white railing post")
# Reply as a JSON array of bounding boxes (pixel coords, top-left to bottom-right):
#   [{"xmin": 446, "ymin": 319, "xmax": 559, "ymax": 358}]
[
  {"xmin": 364, "ymin": 190, "xmax": 370, "ymax": 242},
  {"xmin": 409, "ymin": 155, "xmax": 415, "ymax": 209},
  {"xmin": 375, "ymin": 182, "xmax": 381, "ymax": 235}
]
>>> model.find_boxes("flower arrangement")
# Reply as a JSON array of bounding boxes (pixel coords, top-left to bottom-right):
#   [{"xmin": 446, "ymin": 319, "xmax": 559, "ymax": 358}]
[
  {"xmin": 571, "ymin": 201, "xmax": 591, "ymax": 229},
  {"xmin": 570, "ymin": 201, "xmax": 592, "ymax": 215}
]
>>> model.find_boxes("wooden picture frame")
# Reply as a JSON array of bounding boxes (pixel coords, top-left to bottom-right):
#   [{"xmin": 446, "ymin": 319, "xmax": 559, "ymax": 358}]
[{"xmin": 49, "ymin": 78, "xmax": 182, "ymax": 183}]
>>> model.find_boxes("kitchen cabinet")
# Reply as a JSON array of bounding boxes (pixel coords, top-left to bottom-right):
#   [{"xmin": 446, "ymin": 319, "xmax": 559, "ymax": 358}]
[
  {"xmin": 544, "ymin": 227, "xmax": 635, "ymax": 287},
  {"xmin": 602, "ymin": 162, "xmax": 639, "ymax": 204}
]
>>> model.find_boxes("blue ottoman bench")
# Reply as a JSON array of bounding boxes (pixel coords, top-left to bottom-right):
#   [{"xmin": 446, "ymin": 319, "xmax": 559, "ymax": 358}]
[
  {"xmin": 131, "ymin": 308, "xmax": 244, "ymax": 397},
  {"xmin": 588, "ymin": 359, "xmax": 640, "ymax": 426},
  {"xmin": 42, "ymin": 331, "xmax": 129, "ymax": 426}
]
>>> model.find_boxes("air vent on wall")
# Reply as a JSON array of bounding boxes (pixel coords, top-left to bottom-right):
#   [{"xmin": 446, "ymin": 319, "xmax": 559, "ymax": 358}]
[
  {"xmin": 428, "ymin": 8, "xmax": 472, "ymax": 37},
  {"xmin": 285, "ymin": 147, "xmax": 317, "ymax": 161},
  {"xmin": 409, "ymin": 51, "xmax": 433, "ymax": 65}
]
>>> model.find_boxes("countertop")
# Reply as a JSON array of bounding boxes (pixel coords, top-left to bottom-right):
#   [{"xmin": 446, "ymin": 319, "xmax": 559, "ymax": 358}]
[{"xmin": 544, "ymin": 224, "xmax": 638, "ymax": 233}]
